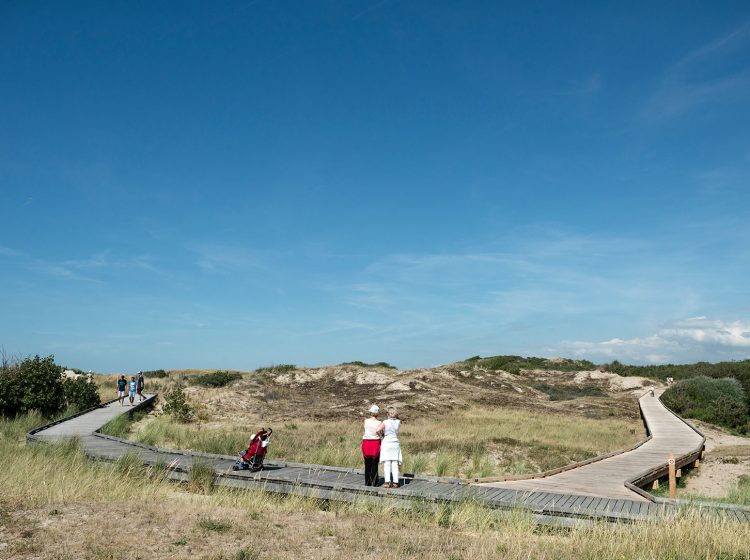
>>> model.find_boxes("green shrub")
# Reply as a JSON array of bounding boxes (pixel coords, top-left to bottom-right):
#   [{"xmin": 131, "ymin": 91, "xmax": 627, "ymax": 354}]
[
  {"xmin": 63, "ymin": 377, "xmax": 101, "ymax": 412},
  {"xmin": 0, "ymin": 355, "xmax": 65, "ymax": 418},
  {"xmin": 189, "ymin": 371, "xmax": 242, "ymax": 388},
  {"xmin": 19, "ymin": 355, "xmax": 65, "ymax": 417},
  {"xmin": 603, "ymin": 359, "xmax": 750, "ymax": 410},
  {"xmin": 661, "ymin": 376, "xmax": 749, "ymax": 432},
  {"xmin": 339, "ymin": 361, "xmax": 397, "ymax": 369},
  {"xmin": 254, "ymin": 364, "xmax": 296, "ymax": 374},
  {"xmin": 141, "ymin": 369, "xmax": 168, "ymax": 378},
  {"xmin": 162, "ymin": 384, "xmax": 194, "ymax": 423},
  {"xmin": 532, "ymin": 383, "xmax": 606, "ymax": 401},
  {"xmin": 0, "ymin": 363, "xmax": 22, "ymax": 417},
  {"xmin": 469, "ymin": 355, "xmax": 595, "ymax": 373}
]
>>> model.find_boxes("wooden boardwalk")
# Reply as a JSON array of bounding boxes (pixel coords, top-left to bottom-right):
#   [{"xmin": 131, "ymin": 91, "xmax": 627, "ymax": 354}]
[
  {"xmin": 481, "ymin": 389, "xmax": 705, "ymax": 501},
  {"xmin": 26, "ymin": 391, "xmax": 750, "ymax": 524}
]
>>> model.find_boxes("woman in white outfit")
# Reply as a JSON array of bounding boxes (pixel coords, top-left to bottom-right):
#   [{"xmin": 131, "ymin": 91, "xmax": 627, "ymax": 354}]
[{"xmin": 379, "ymin": 407, "xmax": 402, "ymax": 488}]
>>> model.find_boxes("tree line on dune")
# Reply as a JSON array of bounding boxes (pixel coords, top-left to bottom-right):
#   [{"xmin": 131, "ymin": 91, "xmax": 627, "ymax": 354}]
[{"xmin": 605, "ymin": 359, "xmax": 750, "ymax": 433}]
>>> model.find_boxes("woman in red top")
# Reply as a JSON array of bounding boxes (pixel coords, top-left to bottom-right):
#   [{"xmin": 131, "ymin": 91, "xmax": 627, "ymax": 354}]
[{"xmin": 361, "ymin": 404, "xmax": 382, "ymax": 486}]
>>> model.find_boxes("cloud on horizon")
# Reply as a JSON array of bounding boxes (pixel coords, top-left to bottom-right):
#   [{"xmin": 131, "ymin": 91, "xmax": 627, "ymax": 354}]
[{"xmin": 556, "ymin": 317, "xmax": 750, "ymax": 364}]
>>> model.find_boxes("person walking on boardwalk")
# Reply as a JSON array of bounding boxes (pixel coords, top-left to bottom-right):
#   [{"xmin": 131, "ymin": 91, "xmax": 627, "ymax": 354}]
[
  {"xmin": 380, "ymin": 407, "xmax": 402, "ymax": 488},
  {"xmin": 128, "ymin": 376, "xmax": 138, "ymax": 406},
  {"xmin": 361, "ymin": 404, "xmax": 382, "ymax": 486},
  {"xmin": 136, "ymin": 371, "xmax": 145, "ymax": 402},
  {"xmin": 117, "ymin": 375, "xmax": 127, "ymax": 406}
]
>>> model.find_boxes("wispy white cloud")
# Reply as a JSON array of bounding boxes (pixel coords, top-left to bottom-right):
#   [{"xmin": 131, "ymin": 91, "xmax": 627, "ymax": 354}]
[
  {"xmin": 642, "ymin": 22, "xmax": 750, "ymax": 119},
  {"xmin": 0, "ymin": 246, "xmax": 158, "ymax": 281},
  {"xmin": 191, "ymin": 243, "xmax": 271, "ymax": 273},
  {"xmin": 60, "ymin": 251, "xmax": 158, "ymax": 273},
  {"xmin": 0, "ymin": 246, "xmax": 26, "ymax": 257},
  {"xmin": 556, "ymin": 317, "xmax": 750, "ymax": 364},
  {"xmin": 302, "ymin": 320, "xmax": 378, "ymax": 337},
  {"xmin": 556, "ymin": 74, "xmax": 602, "ymax": 99}
]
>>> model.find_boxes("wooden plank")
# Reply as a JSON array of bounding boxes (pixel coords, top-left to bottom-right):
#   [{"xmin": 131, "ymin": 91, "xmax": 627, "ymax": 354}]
[
  {"xmin": 563, "ymin": 495, "xmax": 590, "ymax": 514},
  {"xmin": 578, "ymin": 495, "xmax": 597, "ymax": 512},
  {"xmin": 556, "ymin": 494, "xmax": 580, "ymax": 510},
  {"xmin": 611, "ymin": 500, "xmax": 626, "ymax": 514},
  {"xmin": 489, "ymin": 488, "xmax": 525, "ymax": 504},
  {"xmin": 530, "ymin": 492, "xmax": 557, "ymax": 509}
]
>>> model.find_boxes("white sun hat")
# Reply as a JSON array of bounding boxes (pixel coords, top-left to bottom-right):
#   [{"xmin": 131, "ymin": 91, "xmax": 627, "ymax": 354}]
[{"xmin": 368, "ymin": 404, "xmax": 380, "ymax": 414}]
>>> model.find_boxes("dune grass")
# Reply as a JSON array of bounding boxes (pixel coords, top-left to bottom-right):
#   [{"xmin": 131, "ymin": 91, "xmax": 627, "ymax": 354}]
[
  {"xmin": 3, "ymin": 413, "xmax": 750, "ymax": 559},
  {"xmin": 657, "ymin": 473, "xmax": 750, "ymax": 507},
  {"xmin": 0, "ymin": 416, "xmax": 174, "ymax": 509},
  {"xmin": 114, "ymin": 406, "xmax": 641, "ymax": 478}
]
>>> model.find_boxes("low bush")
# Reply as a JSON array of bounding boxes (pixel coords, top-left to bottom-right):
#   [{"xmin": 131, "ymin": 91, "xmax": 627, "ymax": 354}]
[
  {"xmin": 141, "ymin": 369, "xmax": 169, "ymax": 378},
  {"xmin": 604, "ymin": 359, "xmax": 750, "ymax": 411},
  {"xmin": 533, "ymin": 383, "xmax": 606, "ymax": 401},
  {"xmin": 661, "ymin": 376, "xmax": 749, "ymax": 432},
  {"xmin": 339, "ymin": 361, "xmax": 397, "ymax": 369},
  {"xmin": 0, "ymin": 355, "xmax": 65, "ymax": 418},
  {"xmin": 63, "ymin": 377, "xmax": 101, "ymax": 412},
  {"xmin": 468, "ymin": 355, "xmax": 596, "ymax": 374},
  {"xmin": 255, "ymin": 364, "xmax": 296, "ymax": 374},
  {"xmin": 162, "ymin": 384, "xmax": 194, "ymax": 423},
  {"xmin": 190, "ymin": 371, "xmax": 242, "ymax": 388}
]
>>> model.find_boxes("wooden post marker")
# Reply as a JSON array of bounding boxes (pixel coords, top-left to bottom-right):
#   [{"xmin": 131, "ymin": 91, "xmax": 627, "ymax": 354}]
[
  {"xmin": 668, "ymin": 453, "xmax": 676, "ymax": 499},
  {"xmin": 652, "ymin": 479, "xmax": 659, "ymax": 490}
]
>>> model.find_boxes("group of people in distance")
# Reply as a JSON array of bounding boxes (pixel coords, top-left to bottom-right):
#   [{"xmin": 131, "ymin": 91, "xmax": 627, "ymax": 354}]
[
  {"xmin": 361, "ymin": 404, "xmax": 402, "ymax": 488},
  {"xmin": 116, "ymin": 371, "xmax": 145, "ymax": 406}
]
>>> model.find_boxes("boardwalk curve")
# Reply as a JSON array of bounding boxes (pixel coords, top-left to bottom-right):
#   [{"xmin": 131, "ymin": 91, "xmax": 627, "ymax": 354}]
[
  {"xmin": 26, "ymin": 391, "xmax": 750, "ymax": 524},
  {"xmin": 480, "ymin": 389, "xmax": 705, "ymax": 501}
]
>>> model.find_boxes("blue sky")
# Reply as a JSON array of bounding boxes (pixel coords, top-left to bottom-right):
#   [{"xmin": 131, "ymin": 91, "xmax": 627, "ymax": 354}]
[{"xmin": 2, "ymin": 1, "xmax": 750, "ymax": 372}]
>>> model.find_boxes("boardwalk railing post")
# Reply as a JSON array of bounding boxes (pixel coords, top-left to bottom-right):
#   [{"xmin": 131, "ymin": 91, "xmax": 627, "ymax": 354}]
[{"xmin": 668, "ymin": 453, "xmax": 676, "ymax": 499}]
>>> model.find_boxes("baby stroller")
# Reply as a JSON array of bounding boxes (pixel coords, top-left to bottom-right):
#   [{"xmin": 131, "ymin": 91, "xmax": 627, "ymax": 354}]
[{"xmin": 233, "ymin": 428, "xmax": 272, "ymax": 471}]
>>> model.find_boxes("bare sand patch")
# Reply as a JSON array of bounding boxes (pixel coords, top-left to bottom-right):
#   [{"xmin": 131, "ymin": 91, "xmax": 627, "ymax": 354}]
[{"xmin": 682, "ymin": 421, "xmax": 750, "ymax": 498}]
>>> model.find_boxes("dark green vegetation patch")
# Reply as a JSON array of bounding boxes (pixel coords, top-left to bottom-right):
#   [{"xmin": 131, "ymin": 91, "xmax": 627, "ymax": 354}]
[
  {"xmin": 339, "ymin": 361, "xmax": 397, "ymax": 369},
  {"xmin": 465, "ymin": 355, "xmax": 596, "ymax": 374},
  {"xmin": 532, "ymin": 383, "xmax": 607, "ymax": 401},
  {"xmin": 0, "ymin": 355, "xmax": 100, "ymax": 418},
  {"xmin": 190, "ymin": 371, "xmax": 242, "ymax": 388},
  {"xmin": 62, "ymin": 377, "xmax": 101, "ymax": 411},
  {"xmin": 254, "ymin": 364, "xmax": 296, "ymax": 374},
  {"xmin": 162, "ymin": 384, "xmax": 194, "ymax": 423},
  {"xmin": 141, "ymin": 369, "xmax": 169, "ymax": 378},
  {"xmin": 606, "ymin": 359, "xmax": 750, "ymax": 430},
  {"xmin": 661, "ymin": 376, "xmax": 749, "ymax": 432}
]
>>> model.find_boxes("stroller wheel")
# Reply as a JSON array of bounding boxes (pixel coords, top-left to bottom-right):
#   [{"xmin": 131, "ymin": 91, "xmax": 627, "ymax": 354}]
[{"xmin": 232, "ymin": 465, "xmax": 239, "ymax": 471}]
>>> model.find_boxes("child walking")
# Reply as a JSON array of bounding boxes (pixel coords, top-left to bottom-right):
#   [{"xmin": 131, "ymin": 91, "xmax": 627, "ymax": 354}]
[{"xmin": 128, "ymin": 376, "xmax": 137, "ymax": 406}]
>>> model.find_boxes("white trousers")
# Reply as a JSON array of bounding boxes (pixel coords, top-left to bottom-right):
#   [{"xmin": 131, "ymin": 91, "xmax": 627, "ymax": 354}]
[{"xmin": 383, "ymin": 460, "xmax": 399, "ymax": 484}]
